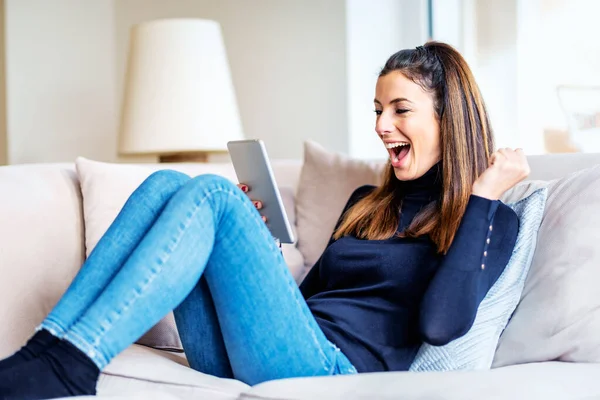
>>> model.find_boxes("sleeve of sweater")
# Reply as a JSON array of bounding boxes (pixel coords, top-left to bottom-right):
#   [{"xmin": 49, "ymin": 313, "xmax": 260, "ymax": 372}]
[
  {"xmin": 299, "ymin": 185, "xmax": 376, "ymax": 299},
  {"xmin": 419, "ymin": 195, "xmax": 519, "ymax": 346}
]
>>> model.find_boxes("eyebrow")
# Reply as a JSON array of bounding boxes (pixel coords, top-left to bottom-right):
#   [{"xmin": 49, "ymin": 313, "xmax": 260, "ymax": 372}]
[{"xmin": 374, "ymin": 98, "xmax": 413, "ymax": 105}]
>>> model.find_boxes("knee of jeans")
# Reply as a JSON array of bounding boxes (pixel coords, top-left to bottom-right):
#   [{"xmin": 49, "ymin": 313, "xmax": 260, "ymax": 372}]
[
  {"xmin": 182, "ymin": 174, "xmax": 249, "ymax": 219},
  {"xmin": 145, "ymin": 169, "xmax": 190, "ymax": 191},
  {"xmin": 187, "ymin": 174, "xmax": 239, "ymax": 194}
]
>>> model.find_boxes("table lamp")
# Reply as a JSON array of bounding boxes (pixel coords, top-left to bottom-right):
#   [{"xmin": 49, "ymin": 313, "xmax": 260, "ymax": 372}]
[{"xmin": 118, "ymin": 19, "xmax": 244, "ymax": 162}]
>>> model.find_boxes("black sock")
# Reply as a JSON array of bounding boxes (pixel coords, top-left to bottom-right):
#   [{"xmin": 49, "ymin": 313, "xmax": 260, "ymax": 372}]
[
  {"xmin": 0, "ymin": 339, "xmax": 100, "ymax": 399},
  {"xmin": 0, "ymin": 329, "xmax": 58, "ymax": 371}
]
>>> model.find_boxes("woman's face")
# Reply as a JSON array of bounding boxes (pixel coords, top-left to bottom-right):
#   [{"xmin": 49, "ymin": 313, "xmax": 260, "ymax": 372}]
[{"xmin": 374, "ymin": 71, "xmax": 442, "ymax": 181}]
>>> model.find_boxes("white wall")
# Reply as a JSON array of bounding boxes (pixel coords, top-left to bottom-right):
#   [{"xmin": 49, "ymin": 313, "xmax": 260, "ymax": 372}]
[
  {"xmin": 516, "ymin": 0, "xmax": 544, "ymax": 154},
  {"xmin": 433, "ymin": 0, "xmax": 549, "ymax": 154},
  {"xmin": 3, "ymin": 0, "xmax": 436, "ymax": 163},
  {"xmin": 471, "ymin": 0, "xmax": 600, "ymax": 154},
  {"xmin": 473, "ymin": 0, "xmax": 520, "ymax": 150},
  {"xmin": 7, "ymin": 0, "xmax": 580, "ymax": 164},
  {"xmin": 536, "ymin": 0, "xmax": 600, "ymax": 128},
  {"xmin": 432, "ymin": 0, "xmax": 463, "ymax": 50},
  {"xmin": 346, "ymin": 0, "xmax": 427, "ymax": 160},
  {"xmin": 2, "ymin": 0, "xmax": 347, "ymax": 164},
  {"xmin": 115, "ymin": 0, "xmax": 348, "ymax": 160},
  {"xmin": 4, "ymin": 0, "xmax": 118, "ymax": 164}
]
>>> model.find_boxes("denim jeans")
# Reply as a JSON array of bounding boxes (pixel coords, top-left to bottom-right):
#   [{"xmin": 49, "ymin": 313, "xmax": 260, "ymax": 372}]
[{"xmin": 39, "ymin": 171, "xmax": 356, "ymax": 385}]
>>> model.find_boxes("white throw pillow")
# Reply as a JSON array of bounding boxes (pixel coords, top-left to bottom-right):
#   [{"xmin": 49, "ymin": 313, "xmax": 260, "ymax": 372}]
[
  {"xmin": 493, "ymin": 164, "xmax": 600, "ymax": 366},
  {"xmin": 409, "ymin": 188, "xmax": 548, "ymax": 371},
  {"xmin": 75, "ymin": 157, "xmax": 303, "ymax": 351}
]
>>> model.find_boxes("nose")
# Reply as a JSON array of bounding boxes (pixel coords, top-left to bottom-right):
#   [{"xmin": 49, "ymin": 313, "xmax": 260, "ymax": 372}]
[{"xmin": 375, "ymin": 111, "xmax": 394, "ymax": 137}]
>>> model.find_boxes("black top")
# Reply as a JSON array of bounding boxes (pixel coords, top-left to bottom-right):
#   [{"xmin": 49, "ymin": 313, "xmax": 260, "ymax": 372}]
[{"xmin": 299, "ymin": 162, "xmax": 519, "ymax": 373}]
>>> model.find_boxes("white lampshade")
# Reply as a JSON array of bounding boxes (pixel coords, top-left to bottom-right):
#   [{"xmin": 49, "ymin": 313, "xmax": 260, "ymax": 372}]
[{"xmin": 119, "ymin": 19, "xmax": 244, "ymax": 156}]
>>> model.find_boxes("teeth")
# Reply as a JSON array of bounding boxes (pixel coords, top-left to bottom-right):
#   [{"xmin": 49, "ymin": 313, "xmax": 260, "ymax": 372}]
[
  {"xmin": 385, "ymin": 142, "xmax": 409, "ymax": 149},
  {"xmin": 385, "ymin": 142, "xmax": 409, "ymax": 164}
]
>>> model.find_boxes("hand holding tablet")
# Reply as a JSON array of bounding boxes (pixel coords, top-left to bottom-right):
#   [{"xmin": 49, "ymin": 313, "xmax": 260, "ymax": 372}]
[{"xmin": 227, "ymin": 139, "xmax": 295, "ymax": 244}]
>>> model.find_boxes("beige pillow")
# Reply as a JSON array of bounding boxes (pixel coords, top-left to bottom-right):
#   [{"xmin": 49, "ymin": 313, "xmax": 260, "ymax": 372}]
[
  {"xmin": 76, "ymin": 157, "xmax": 303, "ymax": 351},
  {"xmin": 295, "ymin": 141, "xmax": 385, "ymax": 275},
  {"xmin": 493, "ymin": 164, "xmax": 600, "ymax": 366}
]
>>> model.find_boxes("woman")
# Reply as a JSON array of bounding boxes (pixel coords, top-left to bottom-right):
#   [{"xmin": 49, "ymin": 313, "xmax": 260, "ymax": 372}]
[{"xmin": 0, "ymin": 42, "xmax": 528, "ymax": 399}]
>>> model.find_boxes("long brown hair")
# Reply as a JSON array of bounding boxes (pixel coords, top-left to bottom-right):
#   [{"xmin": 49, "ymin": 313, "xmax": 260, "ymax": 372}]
[{"xmin": 333, "ymin": 42, "xmax": 494, "ymax": 254}]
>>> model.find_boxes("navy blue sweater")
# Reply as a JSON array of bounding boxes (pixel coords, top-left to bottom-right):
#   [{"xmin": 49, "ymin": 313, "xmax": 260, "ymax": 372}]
[{"xmin": 299, "ymin": 163, "xmax": 519, "ymax": 373}]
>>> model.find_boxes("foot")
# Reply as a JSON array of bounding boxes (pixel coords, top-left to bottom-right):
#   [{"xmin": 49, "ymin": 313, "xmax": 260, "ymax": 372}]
[
  {"xmin": 0, "ymin": 330, "xmax": 58, "ymax": 372},
  {"xmin": 0, "ymin": 339, "xmax": 99, "ymax": 399}
]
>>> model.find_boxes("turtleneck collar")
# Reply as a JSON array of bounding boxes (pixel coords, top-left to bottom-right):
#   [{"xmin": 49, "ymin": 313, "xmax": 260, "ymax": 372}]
[{"xmin": 396, "ymin": 161, "xmax": 442, "ymax": 202}]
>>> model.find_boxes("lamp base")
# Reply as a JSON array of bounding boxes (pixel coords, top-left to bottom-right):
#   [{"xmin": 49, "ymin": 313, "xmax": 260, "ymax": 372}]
[{"xmin": 159, "ymin": 152, "xmax": 210, "ymax": 163}]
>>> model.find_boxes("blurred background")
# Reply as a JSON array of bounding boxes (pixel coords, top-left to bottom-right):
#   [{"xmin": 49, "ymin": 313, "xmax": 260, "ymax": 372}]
[{"xmin": 0, "ymin": 0, "xmax": 598, "ymax": 165}]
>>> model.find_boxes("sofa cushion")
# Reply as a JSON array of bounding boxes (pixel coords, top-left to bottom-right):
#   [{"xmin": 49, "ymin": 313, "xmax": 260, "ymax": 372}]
[
  {"xmin": 96, "ymin": 345, "xmax": 248, "ymax": 400},
  {"xmin": 409, "ymin": 188, "xmax": 548, "ymax": 371},
  {"xmin": 295, "ymin": 141, "xmax": 384, "ymax": 273},
  {"xmin": 0, "ymin": 164, "xmax": 85, "ymax": 359},
  {"xmin": 75, "ymin": 158, "xmax": 304, "ymax": 351},
  {"xmin": 242, "ymin": 362, "xmax": 600, "ymax": 400},
  {"xmin": 494, "ymin": 164, "xmax": 600, "ymax": 366}
]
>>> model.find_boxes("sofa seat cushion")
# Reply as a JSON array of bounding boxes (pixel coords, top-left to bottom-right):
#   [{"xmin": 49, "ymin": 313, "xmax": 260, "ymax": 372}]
[
  {"xmin": 242, "ymin": 362, "xmax": 600, "ymax": 400},
  {"xmin": 96, "ymin": 344, "xmax": 248, "ymax": 400}
]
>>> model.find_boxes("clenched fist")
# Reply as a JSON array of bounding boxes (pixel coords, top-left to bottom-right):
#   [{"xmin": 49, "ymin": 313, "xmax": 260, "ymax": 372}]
[{"xmin": 472, "ymin": 148, "xmax": 531, "ymax": 200}]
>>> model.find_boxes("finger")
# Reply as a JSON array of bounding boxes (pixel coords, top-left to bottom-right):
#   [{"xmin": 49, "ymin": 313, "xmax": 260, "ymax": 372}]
[
  {"xmin": 509, "ymin": 148, "xmax": 524, "ymax": 162},
  {"xmin": 237, "ymin": 183, "xmax": 249, "ymax": 193},
  {"xmin": 252, "ymin": 200, "xmax": 263, "ymax": 210},
  {"xmin": 496, "ymin": 148, "xmax": 511, "ymax": 162},
  {"xmin": 501, "ymin": 149, "xmax": 514, "ymax": 162},
  {"xmin": 262, "ymin": 215, "xmax": 268, "ymax": 223},
  {"xmin": 492, "ymin": 149, "xmax": 507, "ymax": 159}
]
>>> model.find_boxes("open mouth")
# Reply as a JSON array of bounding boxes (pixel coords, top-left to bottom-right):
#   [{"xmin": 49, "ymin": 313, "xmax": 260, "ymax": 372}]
[{"xmin": 386, "ymin": 142, "xmax": 411, "ymax": 166}]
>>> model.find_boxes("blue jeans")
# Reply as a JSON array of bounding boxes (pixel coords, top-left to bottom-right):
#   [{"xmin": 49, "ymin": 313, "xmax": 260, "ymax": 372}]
[{"xmin": 39, "ymin": 171, "xmax": 356, "ymax": 385}]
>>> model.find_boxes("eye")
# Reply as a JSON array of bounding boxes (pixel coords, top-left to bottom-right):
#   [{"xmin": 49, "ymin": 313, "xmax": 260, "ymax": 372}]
[
  {"xmin": 374, "ymin": 109, "xmax": 382, "ymax": 116},
  {"xmin": 396, "ymin": 109, "xmax": 409, "ymax": 114}
]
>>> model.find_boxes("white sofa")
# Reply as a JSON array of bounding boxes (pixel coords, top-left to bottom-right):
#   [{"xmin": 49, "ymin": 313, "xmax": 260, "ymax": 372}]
[{"xmin": 1, "ymin": 151, "xmax": 600, "ymax": 400}]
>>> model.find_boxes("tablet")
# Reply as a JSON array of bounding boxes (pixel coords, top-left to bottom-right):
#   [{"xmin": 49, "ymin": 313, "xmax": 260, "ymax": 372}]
[{"xmin": 227, "ymin": 139, "xmax": 295, "ymax": 244}]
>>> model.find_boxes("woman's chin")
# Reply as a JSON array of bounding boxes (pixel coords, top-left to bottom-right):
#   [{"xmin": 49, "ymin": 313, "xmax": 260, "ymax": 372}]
[{"xmin": 392, "ymin": 165, "xmax": 414, "ymax": 181}]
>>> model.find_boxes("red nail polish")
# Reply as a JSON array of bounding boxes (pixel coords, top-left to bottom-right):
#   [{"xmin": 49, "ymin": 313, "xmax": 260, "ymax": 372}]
[{"xmin": 241, "ymin": 185, "xmax": 248, "ymax": 192}]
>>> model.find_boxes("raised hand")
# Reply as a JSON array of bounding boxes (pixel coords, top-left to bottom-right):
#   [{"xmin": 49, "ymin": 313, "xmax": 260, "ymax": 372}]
[{"xmin": 472, "ymin": 148, "xmax": 531, "ymax": 200}]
